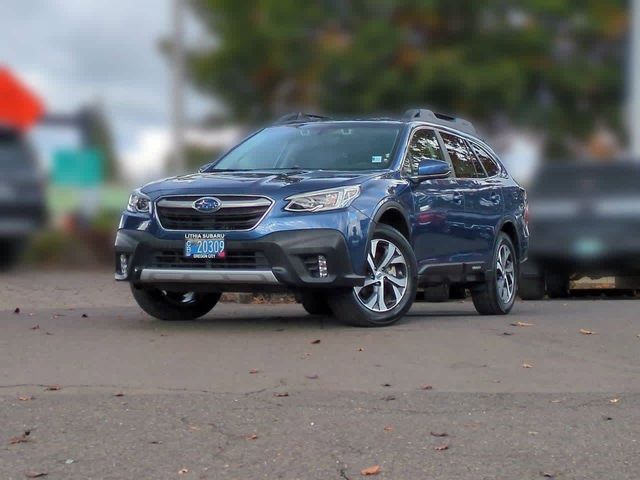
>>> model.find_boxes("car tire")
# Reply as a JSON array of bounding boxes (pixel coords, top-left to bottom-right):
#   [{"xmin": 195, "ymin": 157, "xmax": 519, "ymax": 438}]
[
  {"xmin": 519, "ymin": 275, "xmax": 545, "ymax": 300},
  {"xmin": 130, "ymin": 285, "xmax": 221, "ymax": 321},
  {"xmin": 471, "ymin": 233, "xmax": 518, "ymax": 315},
  {"xmin": 328, "ymin": 224, "xmax": 417, "ymax": 327},
  {"xmin": 546, "ymin": 272, "xmax": 570, "ymax": 298},
  {"xmin": 298, "ymin": 290, "xmax": 332, "ymax": 316}
]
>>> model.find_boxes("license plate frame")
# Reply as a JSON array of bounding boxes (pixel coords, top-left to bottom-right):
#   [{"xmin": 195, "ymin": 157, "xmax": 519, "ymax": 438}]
[{"xmin": 184, "ymin": 233, "xmax": 226, "ymax": 259}]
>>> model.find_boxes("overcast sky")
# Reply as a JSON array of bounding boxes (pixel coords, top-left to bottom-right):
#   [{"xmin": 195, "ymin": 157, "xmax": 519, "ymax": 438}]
[{"xmin": 0, "ymin": 0, "xmax": 215, "ymax": 180}]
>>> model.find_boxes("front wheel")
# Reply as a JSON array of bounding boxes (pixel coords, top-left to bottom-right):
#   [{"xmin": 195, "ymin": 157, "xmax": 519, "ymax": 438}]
[
  {"xmin": 471, "ymin": 233, "xmax": 518, "ymax": 315},
  {"xmin": 130, "ymin": 285, "xmax": 221, "ymax": 321},
  {"xmin": 328, "ymin": 224, "xmax": 417, "ymax": 327}
]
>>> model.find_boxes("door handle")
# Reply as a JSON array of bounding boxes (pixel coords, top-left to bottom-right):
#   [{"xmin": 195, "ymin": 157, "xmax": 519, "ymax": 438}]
[
  {"xmin": 452, "ymin": 192, "xmax": 463, "ymax": 205},
  {"xmin": 490, "ymin": 192, "xmax": 501, "ymax": 204}
]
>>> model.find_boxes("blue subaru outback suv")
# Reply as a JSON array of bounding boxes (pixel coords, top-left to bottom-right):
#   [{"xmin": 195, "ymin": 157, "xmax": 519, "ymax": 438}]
[{"xmin": 116, "ymin": 109, "xmax": 528, "ymax": 327}]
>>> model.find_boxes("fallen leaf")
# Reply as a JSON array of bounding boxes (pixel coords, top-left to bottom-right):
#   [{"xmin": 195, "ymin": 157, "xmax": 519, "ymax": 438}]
[
  {"xmin": 113, "ymin": 393, "xmax": 124, "ymax": 397},
  {"xmin": 14, "ymin": 307, "xmax": 20, "ymax": 314},
  {"xmin": 310, "ymin": 339, "xmax": 321, "ymax": 344},
  {"xmin": 178, "ymin": 468, "xmax": 189, "ymax": 474},
  {"xmin": 30, "ymin": 324, "xmax": 40, "ymax": 330},
  {"xmin": 540, "ymin": 473, "xmax": 555, "ymax": 478},
  {"xmin": 274, "ymin": 392, "xmax": 289, "ymax": 397},
  {"xmin": 25, "ymin": 471, "xmax": 48, "ymax": 478},
  {"xmin": 64, "ymin": 459, "xmax": 74, "ymax": 465},
  {"xmin": 510, "ymin": 321, "xmax": 534, "ymax": 327},
  {"xmin": 502, "ymin": 331, "xmax": 514, "ymax": 336},
  {"xmin": 357, "ymin": 347, "xmax": 365, "ymax": 352},
  {"xmin": 434, "ymin": 443, "xmax": 449, "ymax": 451},
  {"xmin": 383, "ymin": 426, "xmax": 393, "ymax": 432},
  {"xmin": 430, "ymin": 432, "xmax": 448, "ymax": 437},
  {"xmin": 9, "ymin": 431, "xmax": 31, "ymax": 444},
  {"xmin": 579, "ymin": 328, "xmax": 596, "ymax": 335},
  {"xmin": 249, "ymin": 369, "xmax": 260, "ymax": 374},
  {"xmin": 81, "ymin": 313, "xmax": 88, "ymax": 318},
  {"xmin": 420, "ymin": 384, "xmax": 433, "ymax": 390},
  {"xmin": 45, "ymin": 332, "xmax": 53, "ymax": 336},
  {"xmin": 246, "ymin": 434, "xmax": 258, "ymax": 440},
  {"xmin": 610, "ymin": 398, "xmax": 620, "ymax": 404},
  {"xmin": 381, "ymin": 383, "xmax": 392, "ymax": 387},
  {"xmin": 522, "ymin": 363, "xmax": 534, "ymax": 369},
  {"xmin": 44, "ymin": 385, "xmax": 61, "ymax": 391},
  {"xmin": 305, "ymin": 374, "xmax": 319, "ymax": 380},
  {"xmin": 382, "ymin": 395, "xmax": 396, "ymax": 401},
  {"xmin": 18, "ymin": 395, "xmax": 33, "ymax": 401},
  {"xmin": 361, "ymin": 465, "xmax": 382, "ymax": 476}
]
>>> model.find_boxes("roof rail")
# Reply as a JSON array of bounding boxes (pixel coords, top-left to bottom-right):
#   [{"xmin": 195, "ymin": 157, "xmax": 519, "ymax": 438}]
[
  {"xmin": 274, "ymin": 112, "xmax": 330, "ymax": 124},
  {"xmin": 403, "ymin": 109, "xmax": 477, "ymax": 137}
]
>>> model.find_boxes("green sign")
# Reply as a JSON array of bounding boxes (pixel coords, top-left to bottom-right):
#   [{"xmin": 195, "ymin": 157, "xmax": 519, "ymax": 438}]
[{"xmin": 52, "ymin": 148, "xmax": 104, "ymax": 187}]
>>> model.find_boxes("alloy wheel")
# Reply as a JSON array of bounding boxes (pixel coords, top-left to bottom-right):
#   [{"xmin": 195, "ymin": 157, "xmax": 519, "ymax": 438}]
[
  {"xmin": 354, "ymin": 239, "xmax": 408, "ymax": 312},
  {"xmin": 496, "ymin": 243, "xmax": 515, "ymax": 304}
]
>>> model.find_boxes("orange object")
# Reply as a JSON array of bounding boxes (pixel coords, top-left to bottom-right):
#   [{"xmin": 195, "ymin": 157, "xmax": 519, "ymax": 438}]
[{"xmin": 0, "ymin": 67, "xmax": 44, "ymax": 131}]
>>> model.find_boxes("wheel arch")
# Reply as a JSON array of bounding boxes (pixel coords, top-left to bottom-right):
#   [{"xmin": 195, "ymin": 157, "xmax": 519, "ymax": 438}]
[
  {"xmin": 499, "ymin": 219, "xmax": 520, "ymax": 261},
  {"xmin": 371, "ymin": 200, "xmax": 411, "ymax": 243}
]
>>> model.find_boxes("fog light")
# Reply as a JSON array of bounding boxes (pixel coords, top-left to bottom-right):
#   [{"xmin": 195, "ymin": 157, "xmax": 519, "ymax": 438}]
[
  {"xmin": 119, "ymin": 254, "xmax": 129, "ymax": 275},
  {"xmin": 317, "ymin": 255, "xmax": 328, "ymax": 278}
]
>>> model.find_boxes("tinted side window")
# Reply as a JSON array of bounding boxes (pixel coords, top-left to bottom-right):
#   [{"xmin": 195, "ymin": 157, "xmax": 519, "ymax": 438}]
[
  {"xmin": 439, "ymin": 132, "xmax": 477, "ymax": 178},
  {"xmin": 403, "ymin": 129, "xmax": 444, "ymax": 175},
  {"xmin": 471, "ymin": 143, "xmax": 501, "ymax": 177}
]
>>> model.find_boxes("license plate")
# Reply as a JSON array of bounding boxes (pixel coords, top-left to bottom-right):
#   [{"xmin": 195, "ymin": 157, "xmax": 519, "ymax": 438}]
[{"xmin": 184, "ymin": 233, "xmax": 226, "ymax": 258}]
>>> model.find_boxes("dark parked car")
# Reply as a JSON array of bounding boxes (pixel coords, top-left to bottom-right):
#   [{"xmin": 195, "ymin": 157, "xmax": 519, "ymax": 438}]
[
  {"xmin": 520, "ymin": 161, "xmax": 640, "ymax": 299},
  {"xmin": 116, "ymin": 109, "xmax": 529, "ymax": 326},
  {"xmin": 0, "ymin": 128, "xmax": 46, "ymax": 269}
]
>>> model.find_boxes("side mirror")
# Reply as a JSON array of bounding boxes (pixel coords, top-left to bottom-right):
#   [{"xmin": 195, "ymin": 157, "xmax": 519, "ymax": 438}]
[{"xmin": 412, "ymin": 158, "xmax": 451, "ymax": 181}]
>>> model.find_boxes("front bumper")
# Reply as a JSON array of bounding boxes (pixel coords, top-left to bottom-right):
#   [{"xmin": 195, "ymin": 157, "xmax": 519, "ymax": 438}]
[{"xmin": 115, "ymin": 228, "xmax": 365, "ymax": 290}]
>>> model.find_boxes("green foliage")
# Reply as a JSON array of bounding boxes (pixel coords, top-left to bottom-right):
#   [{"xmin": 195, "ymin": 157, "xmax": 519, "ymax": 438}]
[{"xmin": 187, "ymin": 0, "xmax": 627, "ymax": 151}]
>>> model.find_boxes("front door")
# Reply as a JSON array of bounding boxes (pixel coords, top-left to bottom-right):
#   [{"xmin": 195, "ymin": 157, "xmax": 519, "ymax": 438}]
[{"xmin": 403, "ymin": 128, "xmax": 467, "ymax": 270}]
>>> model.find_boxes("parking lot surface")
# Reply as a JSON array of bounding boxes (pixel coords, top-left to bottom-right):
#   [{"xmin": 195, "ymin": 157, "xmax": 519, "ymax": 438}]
[{"xmin": 1, "ymin": 271, "xmax": 639, "ymax": 479}]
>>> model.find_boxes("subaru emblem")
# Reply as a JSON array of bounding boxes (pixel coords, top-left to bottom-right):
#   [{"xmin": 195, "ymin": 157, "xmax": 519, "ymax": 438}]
[{"xmin": 192, "ymin": 196, "xmax": 222, "ymax": 213}]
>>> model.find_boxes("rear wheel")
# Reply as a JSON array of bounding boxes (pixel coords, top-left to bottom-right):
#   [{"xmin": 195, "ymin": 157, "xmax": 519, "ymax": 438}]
[
  {"xmin": 130, "ymin": 285, "xmax": 221, "ymax": 321},
  {"xmin": 328, "ymin": 224, "xmax": 417, "ymax": 327},
  {"xmin": 298, "ymin": 290, "xmax": 332, "ymax": 315},
  {"xmin": 471, "ymin": 233, "xmax": 518, "ymax": 315}
]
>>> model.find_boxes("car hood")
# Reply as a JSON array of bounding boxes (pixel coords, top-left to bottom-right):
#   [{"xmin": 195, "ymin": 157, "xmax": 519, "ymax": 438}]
[{"xmin": 140, "ymin": 170, "xmax": 382, "ymax": 201}]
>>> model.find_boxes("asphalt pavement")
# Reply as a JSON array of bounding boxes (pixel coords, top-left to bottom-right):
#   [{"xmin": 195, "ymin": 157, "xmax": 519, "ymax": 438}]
[{"xmin": 1, "ymin": 270, "xmax": 639, "ymax": 479}]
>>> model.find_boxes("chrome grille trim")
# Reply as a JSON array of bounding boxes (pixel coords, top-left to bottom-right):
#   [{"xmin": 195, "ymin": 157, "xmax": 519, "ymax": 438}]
[
  {"xmin": 156, "ymin": 198, "xmax": 272, "ymax": 209},
  {"xmin": 154, "ymin": 194, "xmax": 274, "ymax": 231}
]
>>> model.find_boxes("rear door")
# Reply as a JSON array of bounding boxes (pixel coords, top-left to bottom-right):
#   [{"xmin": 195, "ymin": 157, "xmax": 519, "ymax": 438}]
[
  {"xmin": 439, "ymin": 132, "xmax": 503, "ymax": 264},
  {"xmin": 467, "ymin": 140, "xmax": 505, "ymax": 261}
]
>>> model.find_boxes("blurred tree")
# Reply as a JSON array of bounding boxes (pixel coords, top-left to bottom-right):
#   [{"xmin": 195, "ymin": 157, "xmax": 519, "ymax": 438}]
[
  {"xmin": 187, "ymin": 0, "xmax": 627, "ymax": 155},
  {"xmin": 78, "ymin": 104, "xmax": 119, "ymax": 181}
]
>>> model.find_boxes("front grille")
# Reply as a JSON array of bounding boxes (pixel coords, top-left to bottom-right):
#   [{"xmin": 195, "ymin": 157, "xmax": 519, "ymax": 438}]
[
  {"xmin": 156, "ymin": 195, "xmax": 272, "ymax": 231},
  {"xmin": 151, "ymin": 249, "xmax": 270, "ymax": 270}
]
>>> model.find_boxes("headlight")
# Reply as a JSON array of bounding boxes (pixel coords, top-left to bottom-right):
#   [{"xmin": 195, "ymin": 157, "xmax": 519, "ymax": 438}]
[
  {"xmin": 285, "ymin": 186, "xmax": 360, "ymax": 212},
  {"xmin": 126, "ymin": 189, "xmax": 151, "ymax": 214}
]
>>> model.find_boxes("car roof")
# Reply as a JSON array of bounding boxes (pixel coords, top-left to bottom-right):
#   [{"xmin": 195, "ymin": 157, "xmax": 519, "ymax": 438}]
[{"xmin": 272, "ymin": 110, "xmax": 489, "ymax": 148}]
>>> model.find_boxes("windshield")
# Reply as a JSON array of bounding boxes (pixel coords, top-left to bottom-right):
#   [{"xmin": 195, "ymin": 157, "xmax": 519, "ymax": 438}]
[{"xmin": 210, "ymin": 123, "xmax": 401, "ymax": 171}]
